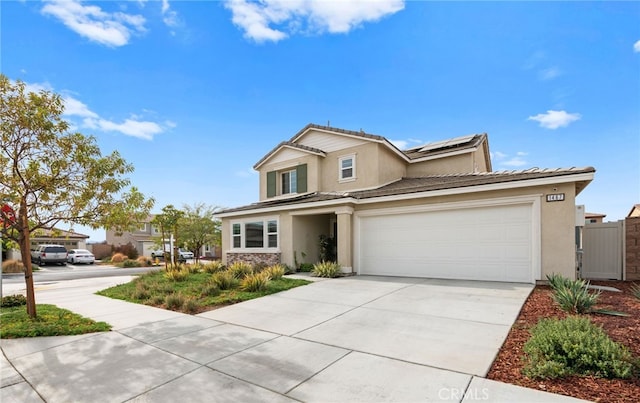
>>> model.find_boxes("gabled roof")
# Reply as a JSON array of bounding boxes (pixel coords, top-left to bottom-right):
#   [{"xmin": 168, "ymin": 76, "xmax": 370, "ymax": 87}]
[
  {"xmin": 628, "ymin": 204, "xmax": 640, "ymax": 218},
  {"xmin": 218, "ymin": 166, "xmax": 595, "ymax": 216},
  {"xmin": 254, "ymin": 141, "xmax": 326, "ymax": 170},
  {"xmin": 31, "ymin": 228, "xmax": 90, "ymax": 239},
  {"xmin": 255, "ymin": 123, "xmax": 491, "ymax": 170}
]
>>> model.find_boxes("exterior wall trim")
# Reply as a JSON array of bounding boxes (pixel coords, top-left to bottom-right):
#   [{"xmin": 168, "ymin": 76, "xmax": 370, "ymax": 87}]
[{"xmin": 216, "ymin": 172, "xmax": 593, "ymax": 218}]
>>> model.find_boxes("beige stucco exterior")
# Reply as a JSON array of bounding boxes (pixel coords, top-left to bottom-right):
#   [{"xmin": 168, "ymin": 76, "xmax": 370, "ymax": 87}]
[{"xmin": 219, "ymin": 126, "xmax": 592, "ymax": 283}]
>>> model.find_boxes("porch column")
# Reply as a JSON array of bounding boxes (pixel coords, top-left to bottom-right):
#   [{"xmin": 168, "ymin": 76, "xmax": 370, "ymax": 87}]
[{"xmin": 335, "ymin": 206, "xmax": 354, "ymax": 274}]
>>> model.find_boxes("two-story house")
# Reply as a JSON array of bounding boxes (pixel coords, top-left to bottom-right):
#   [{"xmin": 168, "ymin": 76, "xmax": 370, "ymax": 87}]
[{"xmin": 217, "ymin": 124, "xmax": 594, "ymax": 284}]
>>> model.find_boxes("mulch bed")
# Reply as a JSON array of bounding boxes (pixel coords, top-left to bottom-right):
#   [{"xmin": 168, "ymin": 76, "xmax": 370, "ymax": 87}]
[{"xmin": 487, "ymin": 281, "xmax": 640, "ymax": 403}]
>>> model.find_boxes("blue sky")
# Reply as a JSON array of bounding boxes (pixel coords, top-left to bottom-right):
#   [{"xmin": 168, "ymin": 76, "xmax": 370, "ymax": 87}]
[{"xmin": 2, "ymin": 0, "xmax": 639, "ymax": 242}]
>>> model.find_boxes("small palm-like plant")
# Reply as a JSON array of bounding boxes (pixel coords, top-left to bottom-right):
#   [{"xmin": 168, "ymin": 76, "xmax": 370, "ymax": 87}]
[
  {"xmin": 228, "ymin": 261, "xmax": 254, "ymax": 279},
  {"xmin": 264, "ymin": 264, "xmax": 286, "ymax": 280},
  {"xmin": 548, "ymin": 275, "xmax": 600, "ymax": 314},
  {"xmin": 630, "ymin": 283, "xmax": 640, "ymax": 300},
  {"xmin": 211, "ymin": 271, "xmax": 239, "ymax": 290},
  {"xmin": 163, "ymin": 267, "xmax": 190, "ymax": 282},
  {"xmin": 240, "ymin": 272, "xmax": 271, "ymax": 292},
  {"xmin": 312, "ymin": 261, "xmax": 341, "ymax": 278},
  {"xmin": 203, "ymin": 260, "xmax": 226, "ymax": 274}
]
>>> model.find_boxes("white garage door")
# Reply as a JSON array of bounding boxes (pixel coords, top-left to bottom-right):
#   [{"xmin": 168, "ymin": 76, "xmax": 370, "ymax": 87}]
[{"xmin": 357, "ymin": 203, "xmax": 534, "ymax": 283}]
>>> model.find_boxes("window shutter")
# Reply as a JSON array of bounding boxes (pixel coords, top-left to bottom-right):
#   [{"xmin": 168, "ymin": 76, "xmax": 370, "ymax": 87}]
[
  {"xmin": 267, "ymin": 171, "xmax": 276, "ymax": 198},
  {"xmin": 296, "ymin": 164, "xmax": 307, "ymax": 193}
]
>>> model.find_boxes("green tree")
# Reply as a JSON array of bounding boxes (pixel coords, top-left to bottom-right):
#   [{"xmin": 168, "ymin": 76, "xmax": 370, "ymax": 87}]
[
  {"xmin": 179, "ymin": 203, "xmax": 221, "ymax": 263},
  {"xmin": 0, "ymin": 75, "xmax": 154, "ymax": 318},
  {"xmin": 151, "ymin": 204, "xmax": 184, "ymax": 267}
]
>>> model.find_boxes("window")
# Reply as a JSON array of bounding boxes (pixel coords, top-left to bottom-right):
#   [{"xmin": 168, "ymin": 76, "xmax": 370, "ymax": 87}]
[
  {"xmin": 231, "ymin": 218, "xmax": 278, "ymax": 250},
  {"xmin": 281, "ymin": 169, "xmax": 297, "ymax": 194},
  {"xmin": 267, "ymin": 220, "xmax": 278, "ymax": 248},
  {"xmin": 137, "ymin": 223, "xmax": 147, "ymax": 232},
  {"xmin": 245, "ymin": 222, "xmax": 264, "ymax": 248},
  {"xmin": 232, "ymin": 223, "xmax": 241, "ymax": 248},
  {"xmin": 266, "ymin": 164, "xmax": 307, "ymax": 198},
  {"xmin": 339, "ymin": 155, "xmax": 355, "ymax": 181},
  {"xmin": 152, "ymin": 226, "xmax": 160, "ymax": 234}
]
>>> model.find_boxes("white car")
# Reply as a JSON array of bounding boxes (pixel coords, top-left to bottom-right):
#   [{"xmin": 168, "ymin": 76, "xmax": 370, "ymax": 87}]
[{"xmin": 67, "ymin": 249, "xmax": 95, "ymax": 264}]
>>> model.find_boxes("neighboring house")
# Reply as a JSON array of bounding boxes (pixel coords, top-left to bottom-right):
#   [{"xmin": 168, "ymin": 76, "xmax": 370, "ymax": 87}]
[
  {"xmin": 106, "ymin": 216, "xmax": 220, "ymax": 258},
  {"xmin": 106, "ymin": 216, "xmax": 161, "ymax": 257},
  {"xmin": 585, "ymin": 212, "xmax": 606, "ymax": 224},
  {"xmin": 628, "ymin": 204, "xmax": 640, "ymax": 218},
  {"xmin": 217, "ymin": 123, "xmax": 595, "ymax": 284},
  {"xmin": 6, "ymin": 228, "xmax": 89, "ymax": 261}
]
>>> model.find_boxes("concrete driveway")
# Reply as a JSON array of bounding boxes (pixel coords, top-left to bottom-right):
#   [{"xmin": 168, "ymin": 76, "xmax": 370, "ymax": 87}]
[{"xmin": 1, "ymin": 275, "xmax": 588, "ymax": 402}]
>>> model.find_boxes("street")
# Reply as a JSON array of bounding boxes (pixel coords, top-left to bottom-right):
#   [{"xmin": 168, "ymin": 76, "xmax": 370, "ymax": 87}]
[{"xmin": 1, "ymin": 263, "xmax": 160, "ymax": 295}]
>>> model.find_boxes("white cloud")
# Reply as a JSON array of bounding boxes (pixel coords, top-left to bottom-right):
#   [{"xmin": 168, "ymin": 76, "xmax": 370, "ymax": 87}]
[
  {"xmin": 390, "ymin": 137, "xmax": 422, "ymax": 150},
  {"xmin": 41, "ymin": 0, "xmax": 146, "ymax": 47},
  {"xmin": 161, "ymin": 0, "xmax": 180, "ymax": 28},
  {"xmin": 527, "ymin": 110, "xmax": 581, "ymax": 129},
  {"xmin": 501, "ymin": 157, "xmax": 527, "ymax": 167},
  {"xmin": 84, "ymin": 117, "xmax": 164, "ymax": 140},
  {"xmin": 62, "ymin": 95, "xmax": 98, "ymax": 118},
  {"xmin": 492, "ymin": 150, "xmax": 528, "ymax": 167},
  {"xmin": 22, "ymin": 80, "xmax": 170, "ymax": 140},
  {"xmin": 634, "ymin": 40, "xmax": 640, "ymax": 53},
  {"xmin": 538, "ymin": 67, "xmax": 561, "ymax": 81},
  {"xmin": 224, "ymin": 0, "xmax": 404, "ymax": 42}
]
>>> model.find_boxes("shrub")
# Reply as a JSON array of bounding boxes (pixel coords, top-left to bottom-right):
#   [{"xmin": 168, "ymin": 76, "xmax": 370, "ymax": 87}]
[
  {"xmin": 136, "ymin": 256, "xmax": 152, "ymax": 267},
  {"xmin": 312, "ymin": 261, "xmax": 341, "ymax": 278},
  {"xmin": 240, "ymin": 272, "xmax": 271, "ymax": 292},
  {"xmin": 264, "ymin": 264, "xmax": 286, "ymax": 280},
  {"xmin": 149, "ymin": 295, "xmax": 165, "ymax": 305},
  {"xmin": 228, "ymin": 261, "xmax": 253, "ymax": 279},
  {"xmin": 523, "ymin": 316, "xmax": 634, "ymax": 379},
  {"xmin": 201, "ymin": 283, "xmax": 220, "ymax": 297},
  {"xmin": 122, "ymin": 259, "xmax": 142, "ymax": 268},
  {"xmin": 298, "ymin": 263, "xmax": 314, "ymax": 272},
  {"xmin": 547, "ymin": 274, "xmax": 600, "ymax": 314},
  {"xmin": 165, "ymin": 293, "xmax": 185, "ymax": 310},
  {"xmin": 546, "ymin": 273, "xmax": 573, "ymax": 291},
  {"xmin": 184, "ymin": 264, "xmax": 200, "ymax": 274},
  {"xmin": 110, "ymin": 253, "xmax": 127, "ymax": 263},
  {"xmin": 252, "ymin": 262, "xmax": 269, "ymax": 273},
  {"xmin": 112, "ymin": 242, "xmax": 138, "ymax": 260},
  {"xmin": 202, "ymin": 261, "xmax": 225, "ymax": 274},
  {"xmin": 1, "ymin": 259, "xmax": 25, "ymax": 273},
  {"xmin": 211, "ymin": 271, "xmax": 239, "ymax": 290},
  {"xmin": 163, "ymin": 267, "xmax": 190, "ymax": 282},
  {"xmin": 130, "ymin": 284, "xmax": 150, "ymax": 300},
  {"xmin": 183, "ymin": 298, "xmax": 200, "ymax": 314},
  {"xmin": 631, "ymin": 283, "xmax": 640, "ymax": 300},
  {"xmin": 1, "ymin": 294, "xmax": 27, "ymax": 307}
]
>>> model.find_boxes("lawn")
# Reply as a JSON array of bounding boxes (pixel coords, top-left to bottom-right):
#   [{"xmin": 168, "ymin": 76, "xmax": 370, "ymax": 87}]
[
  {"xmin": 96, "ymin": 267, "xmax": 311, "ymax": 314},
  {"xmin": 0, "ymin": 304, "xmax": 111, "ymax": 339}
]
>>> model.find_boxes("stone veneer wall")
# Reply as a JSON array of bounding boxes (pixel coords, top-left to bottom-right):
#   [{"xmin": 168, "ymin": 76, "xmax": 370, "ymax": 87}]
[
  {"xmin": 226, "ymin": 252, "xmax": 281, "ymax": 266},
  {"xmin": 626, "ymin": 217, "xmax": 640, "ymax": 281}
]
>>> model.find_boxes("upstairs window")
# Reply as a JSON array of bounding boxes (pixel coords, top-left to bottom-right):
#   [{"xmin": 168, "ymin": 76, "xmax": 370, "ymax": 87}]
[
  {"xmin": 267, "ymin": 164, "xmax": 307, "ymax": 198},
  {"xmin": 339, "ymin": 155, "xmax": 355, "ymax": 181},
  {"xmin": 281, "ymin": 169, "xmax": 297, "ymax": 194}
]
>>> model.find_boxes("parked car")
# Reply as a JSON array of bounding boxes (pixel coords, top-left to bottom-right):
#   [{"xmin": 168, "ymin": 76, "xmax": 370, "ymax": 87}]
[
  {"xmin": 150, "ymin": 248, "xmax": 194, "ymax": 261},
  {"xmin": 31, "ymin": 244, "xmax": 68, "ymax": 266},
  {"xmin": 67, "ymin": 249, "xmax": 95, "ymax": 265}
]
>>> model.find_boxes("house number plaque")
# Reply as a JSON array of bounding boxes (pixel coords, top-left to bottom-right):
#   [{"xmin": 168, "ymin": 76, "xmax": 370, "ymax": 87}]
[{"xmin": 546, "ymin": 193, "xmax": 565, "ymax": 202}]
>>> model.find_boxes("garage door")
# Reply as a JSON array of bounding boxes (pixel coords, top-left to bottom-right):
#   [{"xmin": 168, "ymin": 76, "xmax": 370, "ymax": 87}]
[{"xmin": 356, "ymin": 203, "xmax": 534, "ymax": 283}]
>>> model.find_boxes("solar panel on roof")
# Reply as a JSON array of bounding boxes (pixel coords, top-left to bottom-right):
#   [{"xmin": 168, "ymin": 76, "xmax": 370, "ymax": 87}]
[{"xmin": 418, "ymin": 134, "xmax": 476, "ymax": 152}]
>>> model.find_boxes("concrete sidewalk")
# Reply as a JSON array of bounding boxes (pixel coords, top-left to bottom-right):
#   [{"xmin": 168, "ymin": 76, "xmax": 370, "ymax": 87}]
[{"xmin": 1, "ymin": 276, "xmax": 590, "ymax": 402}]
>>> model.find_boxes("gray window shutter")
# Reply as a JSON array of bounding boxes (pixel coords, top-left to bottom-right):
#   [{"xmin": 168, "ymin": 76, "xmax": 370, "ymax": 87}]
[
  {"xmin": 267, "ymin": 171, "xmax": 276, "ymax": 197},
  {"xmin": 296, "ymin": 164, "xmax": 307, "ymax": 193}
]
